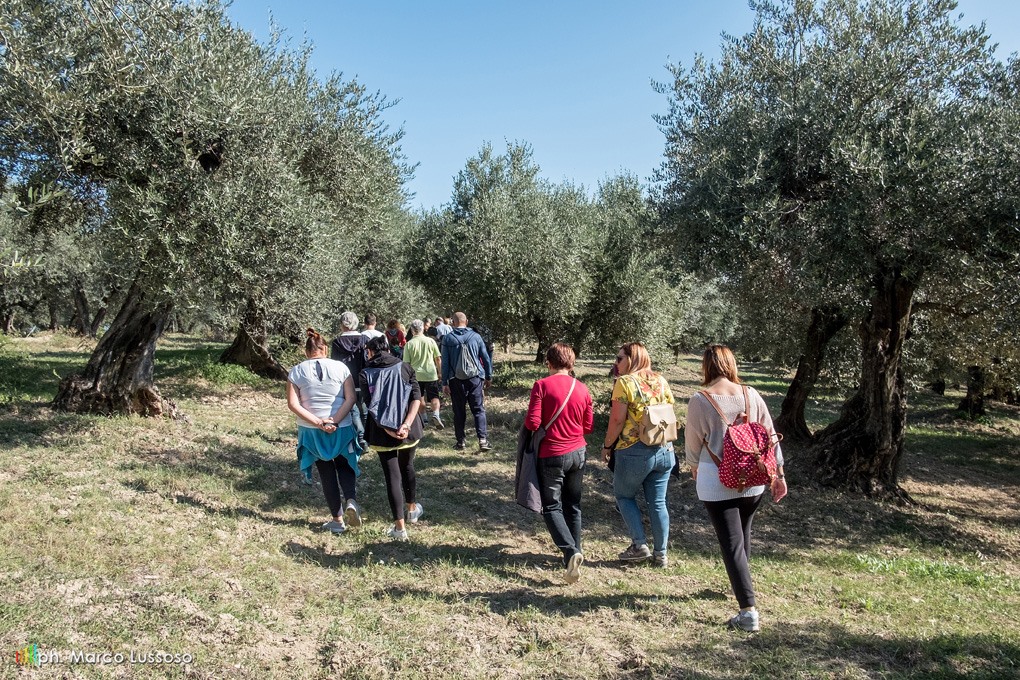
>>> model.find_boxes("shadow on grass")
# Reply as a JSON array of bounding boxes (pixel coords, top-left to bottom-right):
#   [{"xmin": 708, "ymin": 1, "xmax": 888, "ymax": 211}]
[
  {"xmin": 670, "ymin": 621, "xmax": 1020, "ymax": 679},
  {"xmin": 0, "ymin": 350, "xmax": 81, "ymax": 401},
  {"xmin": 0, "ymin": 402, "xmax": 102, "ymax": 448},
  {"xmin": 118, "ymin": 441, "xmax": 326, "ymax": 515}
]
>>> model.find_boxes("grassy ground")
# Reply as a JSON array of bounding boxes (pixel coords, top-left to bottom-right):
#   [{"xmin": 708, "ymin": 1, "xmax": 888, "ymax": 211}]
[{"xmin": 1, "ymin": 334, "xmax": 1018, "ymax": 679}]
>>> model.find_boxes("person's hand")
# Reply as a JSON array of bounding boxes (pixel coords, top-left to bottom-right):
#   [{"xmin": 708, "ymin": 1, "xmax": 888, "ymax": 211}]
[
  {"xmin": 690, "ymin": 465, "xmax": 698, "ymax": 481},
  {"xmin": 319, "ymin": 418, "xmax": 336, "ymax": 433},
  {"xmin": 601, "ymin": 446, "xmax": 612, "ymax": 463},
  {"xmin": 771, "ymin": 476, "xmax": 788, "ymax": 503},
  {"xmin": 442, "ymin": 385, "xmax": 450, "ymax": 397},
  {"xmin": 484, "ymin": 379, "xmax": 492, "ymax": 390}
]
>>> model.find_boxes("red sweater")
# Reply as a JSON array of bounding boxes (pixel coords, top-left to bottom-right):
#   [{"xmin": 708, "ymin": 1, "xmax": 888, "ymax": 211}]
[{"xmin": 525, "ymin": 374, "xmax": 594, "ymax": 458}]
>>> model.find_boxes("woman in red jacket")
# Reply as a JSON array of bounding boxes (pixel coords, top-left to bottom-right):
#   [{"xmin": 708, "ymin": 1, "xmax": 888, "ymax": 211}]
[{"xmin": 524, "ymin": 343, "xmax": 594, "ymax": 584}]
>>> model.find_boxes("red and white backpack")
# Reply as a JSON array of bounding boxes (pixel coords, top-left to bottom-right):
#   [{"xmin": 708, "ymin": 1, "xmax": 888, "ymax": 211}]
[{"xmin": 699, "ymin": 385, "xmax": 781, "ymax": 492}]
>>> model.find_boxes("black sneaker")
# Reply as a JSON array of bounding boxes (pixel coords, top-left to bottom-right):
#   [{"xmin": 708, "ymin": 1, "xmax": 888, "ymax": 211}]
[
  {"xmin": 479, "ymin": 439, "xmax": 492, "ymax": 452},
  {"xmin": 454, "ymin": 441, "xmax": 466, "ymax": 451}
]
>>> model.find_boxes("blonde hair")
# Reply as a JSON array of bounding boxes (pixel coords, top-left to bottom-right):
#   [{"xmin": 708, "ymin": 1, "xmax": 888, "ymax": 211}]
[
  {"xmin": 619, "ymin": 341, "xmax": 654, "ymax": 377},
  {"xmin": 701, "ymin": 344, "xmax": 740, "ymax": 385}
]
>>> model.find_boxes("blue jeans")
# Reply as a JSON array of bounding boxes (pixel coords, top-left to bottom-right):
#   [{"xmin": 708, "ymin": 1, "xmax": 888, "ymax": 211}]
[
  {"xmin": 613, "ymin": 442, "xmax": 675, "ymax": 553},
  {"xmin": 537, "ymin": 447, "xmax": 585, "ymax": 565},
  {"xmin": 449, "ymin": 376, "xmax": 488, "ymax": 443}
]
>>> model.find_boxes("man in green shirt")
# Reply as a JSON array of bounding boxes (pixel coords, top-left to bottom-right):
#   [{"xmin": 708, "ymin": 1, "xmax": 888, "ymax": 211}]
[{"xmin": 403, "ymin": 319, "xmax": 443, "ymax": 429}]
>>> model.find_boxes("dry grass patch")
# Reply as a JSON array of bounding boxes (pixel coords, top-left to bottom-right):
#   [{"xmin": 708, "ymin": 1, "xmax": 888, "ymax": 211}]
[{"xmin": 1, "ymin": 335, "xmax": 1018, "ymax": 678}]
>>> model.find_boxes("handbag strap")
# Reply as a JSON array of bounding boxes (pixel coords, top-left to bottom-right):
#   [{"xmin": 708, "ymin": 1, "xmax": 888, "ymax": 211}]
[{"xmin": 543, "ymin": 378, "xmax": 577, "ymax": 430}]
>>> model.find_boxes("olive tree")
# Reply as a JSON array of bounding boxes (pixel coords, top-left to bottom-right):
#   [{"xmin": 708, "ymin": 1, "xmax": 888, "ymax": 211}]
[
  {"xmin": 1, "ymin": 0, "xmax": 409, "ymax": 410},
  {"xmin": 656, "ymin": 0, "xmax": 1019, "ymax": 497}
]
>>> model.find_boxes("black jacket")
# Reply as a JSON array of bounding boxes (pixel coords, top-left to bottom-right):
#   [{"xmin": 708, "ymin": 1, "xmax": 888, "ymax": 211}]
[
  {"xmin": 358, "ymin": 353, "xmax": 423, "ymax": 447},
  {"xmin": 331, "ymin": 333, "xmax": 367, "ymax": 383}
]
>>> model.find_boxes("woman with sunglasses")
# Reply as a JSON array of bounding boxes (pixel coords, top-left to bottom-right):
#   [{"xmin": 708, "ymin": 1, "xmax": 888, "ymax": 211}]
[{"xmin": 600, "ymin": 342, "xmax": 676, "ymax": 567}]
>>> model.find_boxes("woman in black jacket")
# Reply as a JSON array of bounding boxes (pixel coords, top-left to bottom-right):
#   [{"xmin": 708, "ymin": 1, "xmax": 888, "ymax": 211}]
[{"xmin": 358, "ymin": 335, "xmax": 425, "ymax": 541}]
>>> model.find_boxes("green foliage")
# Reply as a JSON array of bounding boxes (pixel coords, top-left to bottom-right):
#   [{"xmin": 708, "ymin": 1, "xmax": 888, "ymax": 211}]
[
  {"xmin": 1, "ymin": 0, "xmax": 413, "ymax": 333},
  {"xmin": 409, "ymin": 144, "xmax": 686, "ymax": 357},
  {"xmin": 655, "ymin": 0, "xmax": 1019, "ymax": 363}
]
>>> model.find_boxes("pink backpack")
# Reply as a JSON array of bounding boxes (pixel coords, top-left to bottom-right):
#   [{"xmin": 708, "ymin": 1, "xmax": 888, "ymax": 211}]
[{"xmin": 699, "ymin": 385, "xmax": 780, "ymax": 492}]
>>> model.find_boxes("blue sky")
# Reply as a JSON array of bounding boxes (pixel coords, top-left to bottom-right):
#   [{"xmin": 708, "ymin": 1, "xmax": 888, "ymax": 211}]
[{"xmin": 226, "ymin": 1, "xmax": 1020, "ymax": 211}]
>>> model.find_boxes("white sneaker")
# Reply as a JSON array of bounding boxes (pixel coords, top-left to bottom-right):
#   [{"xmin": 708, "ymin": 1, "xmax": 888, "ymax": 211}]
[
  {"xmin": 321, "ymin": 519, "xmax": 346, "ymax": 534},
  {"xmin": 728, "ymin": 610, "xmax": 760, "ymax": 632},
  {"xmin": 431, "ymin": 415, "xmax": 444, "ymax": 430},
  {"xmin": 406, "ymin": 503, "xmax": 424, "ymax": 524},
  {"xmin": 387, "ymin": 526, "xmax": 409, "ymax": 542},
  {"xmin": 564, "ymin": 552, "xmax": 584, "ymax": 584},
  {"xmin": 343, "ymin": 499, "xmax": 363, "ymax": 528}
]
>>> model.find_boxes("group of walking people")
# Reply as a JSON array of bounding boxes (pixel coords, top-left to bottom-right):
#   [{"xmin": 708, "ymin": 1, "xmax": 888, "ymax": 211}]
[{"xmin": 287, "ymin": 313, "xmax": 786, "ymax": 631}]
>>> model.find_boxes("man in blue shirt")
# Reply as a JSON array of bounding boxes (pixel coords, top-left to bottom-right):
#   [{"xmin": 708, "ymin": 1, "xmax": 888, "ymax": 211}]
[{"xmin": 441, "ymin": 311, "xmax": 492, "ymax": 452}]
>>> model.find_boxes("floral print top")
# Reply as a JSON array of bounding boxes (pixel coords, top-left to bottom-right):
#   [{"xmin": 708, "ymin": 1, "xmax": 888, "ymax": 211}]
[{"xmin": 611, "ymin": 372, "xmax": 675, "ymax": 450}]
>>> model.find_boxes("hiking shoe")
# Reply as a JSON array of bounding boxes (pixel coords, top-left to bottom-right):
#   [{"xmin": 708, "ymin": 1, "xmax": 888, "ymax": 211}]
[
  {"xmin": 564, "ymin": 552, "xmax": 584, "ymax": 584},
  {"xmin": 728, "ymin": 610, "xmax": 760, "ymax": 633},
  {"xmin": 386, "ymin": 526, "xmax": 409, "ymax": 542},
  {"xmin": 321, "ymin": 519, "xmax": 346, "ymax": 534},
  {"xmin": 431, "ymin": 415, "xmax": 444, "ymax": 430},
  {"xmin": 406, "ymin": 503, "xmax": 424, "ymax": 524},
  {"xmin": 618, "ymin": 543, "xmax": 652, "ymax": 561},
  {"xmin": 479, "ymin": 438, "xmax": 492, "ymax": 452},
  {"xmin": 343, "ymin": 499, "xmax": 363, "ymax": 528},
  {"xmin": 652, "ymin": 551, "xmax": 668, "ymax": 568},
  {"xmin": 454, "ymin": 441, "xmax": 466, "ymax": 451},
  {"xmin": 301, "ymin": 471, "xmax": 315, "ymax": 486}
]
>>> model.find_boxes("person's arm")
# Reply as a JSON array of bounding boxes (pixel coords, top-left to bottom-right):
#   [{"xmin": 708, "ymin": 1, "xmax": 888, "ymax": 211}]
[
  {"xmin": 476, "ymin": 335, "xmax": 492, "ymax": 383},
  {"xmin": 328, "ymin": 375, "xmax": 357, "ymax": 425},
  {"xmin": 684, "ymin": 395, "xmax": 707, "ymax": 480},
  {"xmin": 753, "ymin": 387, "xmax": 787, "ymax": 502},
  {"xmin": 287, "ymin": 381, "xmax": 334, "ymax": 431},
  {"xmin": 582, "ymin": 391, "xmax": 594, "ymax": 435},
  {"xmin": 390, "ymin": 398, "xmax": 421, "ymax": 440},
  {"xmin": 440, "ymin": 339, "xmax": 451, "ymax": 387},
  {"xmin": 524, "ymin": 382, "xmax": 544, "ymax": 432},
  {"xmin": 601, "ymin": 398, "xmax": 628, "ymax": 464}
]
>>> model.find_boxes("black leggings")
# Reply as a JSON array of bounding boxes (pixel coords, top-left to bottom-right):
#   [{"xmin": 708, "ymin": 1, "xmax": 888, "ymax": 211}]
[
  {"xmin": 378, "ymin": 445, "xmax": 418, "ymax": 521},
  {"xmin": 703, "ymin": 494, "xmax": 764, "ymax": 609},
  {"xmin": 315, "ymin": 457, "xmax": 357, "ymax": 518}
]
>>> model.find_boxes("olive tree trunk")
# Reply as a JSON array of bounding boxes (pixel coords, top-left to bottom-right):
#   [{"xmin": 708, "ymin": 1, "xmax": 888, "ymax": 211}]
[
  {"xmin": 957, "ymin": 365, "xmax": 986, "ymax": 418},
  {"xmin": 219, "ymin": 299, "xmax": 288, "ymax": 380},
  {"xmin": 811, "ymin": 267, "xmax": 916, "ymax": 501},
  {"xmin": 774, "ymin": 306, "xmax": 847, "ymax": 444},
  {"xmin": 53, "ymin": 279, "xmax": 175, "ymax": 416}
]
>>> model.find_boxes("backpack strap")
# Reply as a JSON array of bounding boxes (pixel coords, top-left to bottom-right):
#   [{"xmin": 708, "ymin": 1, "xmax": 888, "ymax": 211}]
[
  {"xmin": 740, "ymin": 384, "xmax": 751, "ymax": 424},
  {"xmin": 697, "ymin": 390, "xmax": 728, "ymax": 467}
]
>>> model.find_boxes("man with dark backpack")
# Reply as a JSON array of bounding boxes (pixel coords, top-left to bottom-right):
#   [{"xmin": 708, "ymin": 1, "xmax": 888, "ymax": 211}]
[
  {"xmin": 331, "ymin": 311, "xmax": 368, "ymax": 449},
  {"xmin": 440, "ymin": 311, "xmax": 493, "ymax": 452}
]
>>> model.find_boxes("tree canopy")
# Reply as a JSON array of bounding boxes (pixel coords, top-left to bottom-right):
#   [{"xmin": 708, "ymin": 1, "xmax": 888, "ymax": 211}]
[{"xmin": 656, "ymin": 0, "xmax": 1020, "ymax": 495}]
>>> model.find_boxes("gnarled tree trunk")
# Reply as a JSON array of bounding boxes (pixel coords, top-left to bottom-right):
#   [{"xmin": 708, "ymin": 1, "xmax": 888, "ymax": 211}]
[
  {"xmin": 53, "ymin": 278, "xmax": 175, "ymax": 416},
  {"xmin": 957, "ymin": 365, "xmax": 986, "ymax": 418},
  {"xmin": 811, "ymin": 267, "xmax": 916, "ymax": 501},
  {"xmin": 219, "ymin": 299, "xmax": 288, "ymax": 380},
  {"xmin": 775, "ymin": 306, "xmax": 847, "ymax": 444},
  {"xmin": 531, "ymin": 315, "xmax": 550, "ymax": 363}
]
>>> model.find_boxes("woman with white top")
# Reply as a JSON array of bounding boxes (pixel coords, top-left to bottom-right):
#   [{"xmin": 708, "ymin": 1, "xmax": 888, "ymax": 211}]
[
  {"xmin": 287, "ymin": 328, "xmax": 364, "ymax": 534},
  {"xmin": 684, "ymin": 344, "xmax": 787, "ymax": 632}
]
